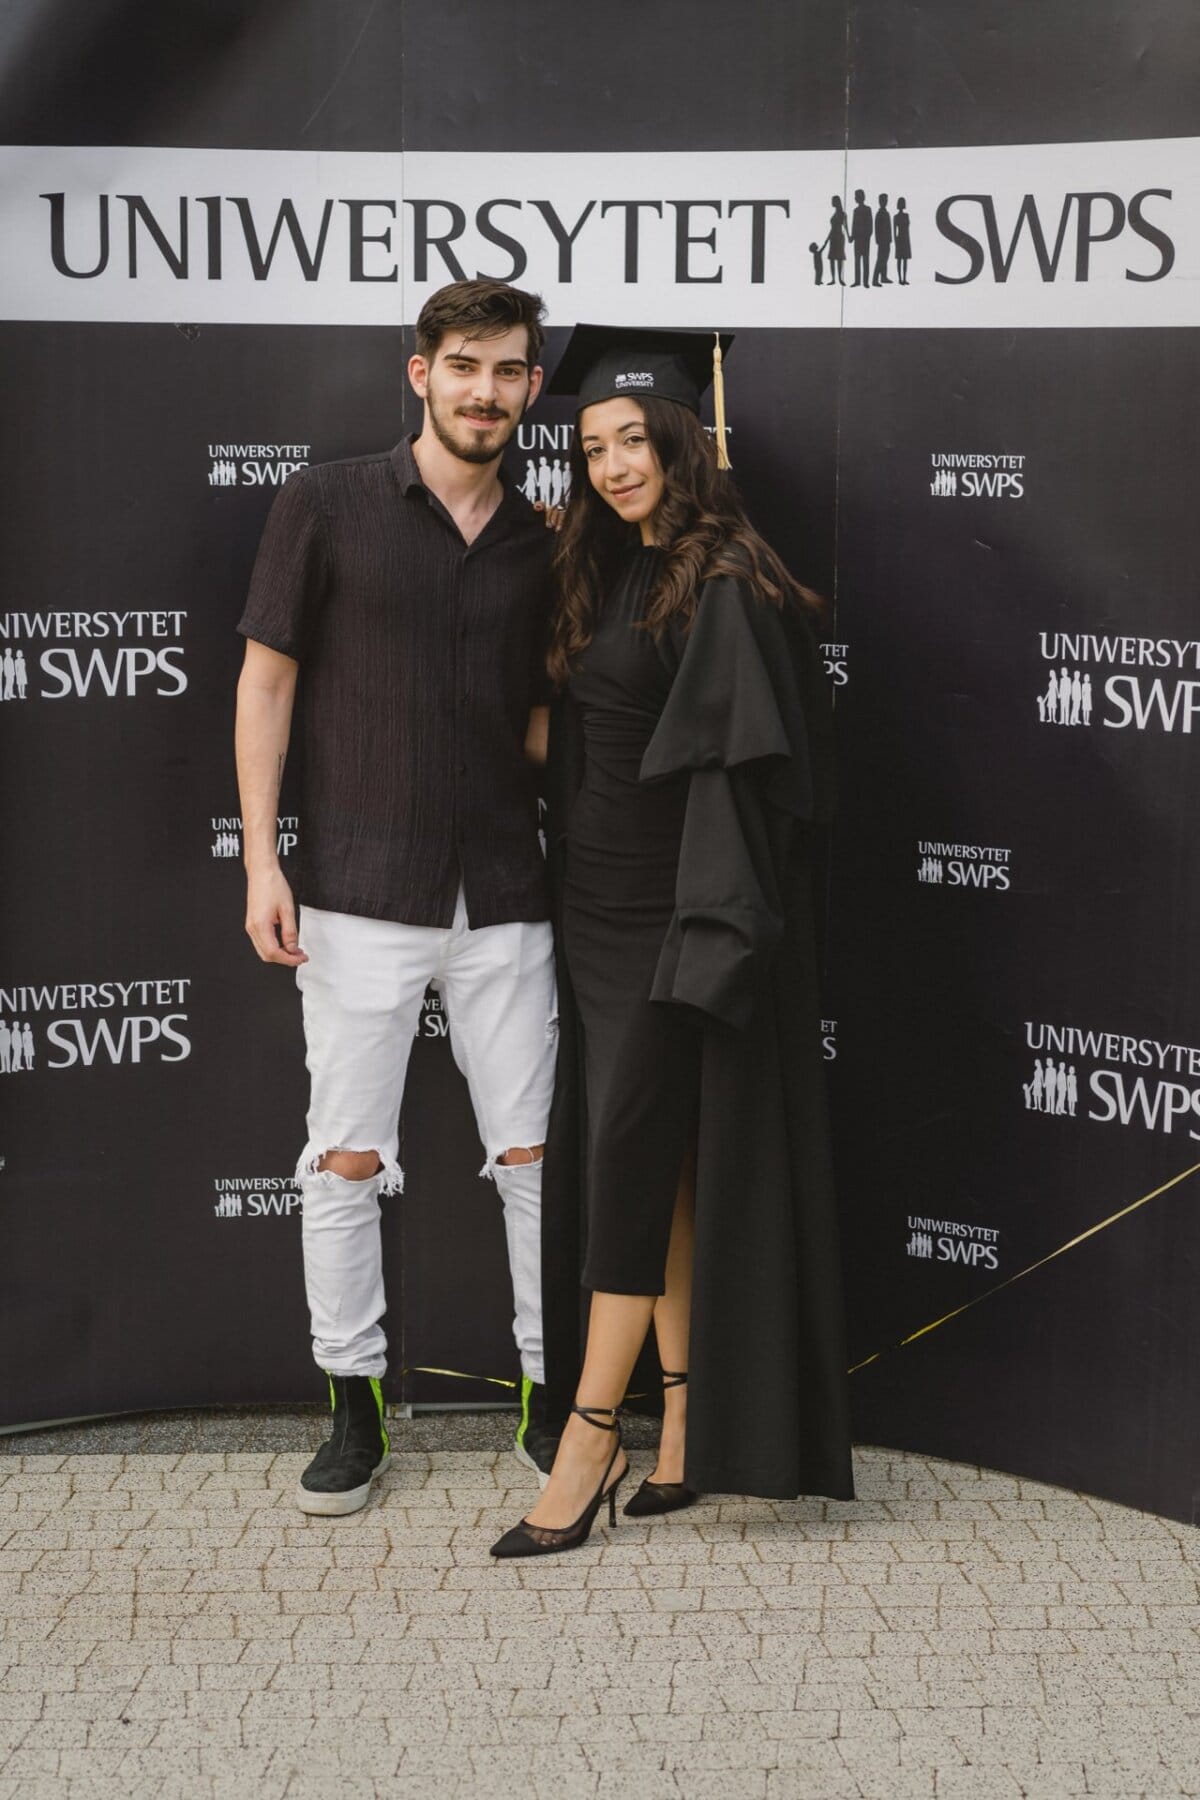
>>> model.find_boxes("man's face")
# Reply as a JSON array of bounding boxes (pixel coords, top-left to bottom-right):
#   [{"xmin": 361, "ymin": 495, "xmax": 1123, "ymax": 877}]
[{"xmin": 409, "ymin": 326, "xmax": 543, "ymax": 465}]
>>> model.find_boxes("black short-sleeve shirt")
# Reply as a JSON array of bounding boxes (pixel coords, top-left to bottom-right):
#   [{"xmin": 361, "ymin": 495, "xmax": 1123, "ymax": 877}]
[{"xmin": 238, "ymin": 437, "xmax": 554, "ymax": 928}]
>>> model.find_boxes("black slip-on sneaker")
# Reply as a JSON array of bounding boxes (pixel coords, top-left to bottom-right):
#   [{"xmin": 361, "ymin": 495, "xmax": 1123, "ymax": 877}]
[{"xmin": 296, "ymin": 1374, "xmax": 390, "ymax": 1516}]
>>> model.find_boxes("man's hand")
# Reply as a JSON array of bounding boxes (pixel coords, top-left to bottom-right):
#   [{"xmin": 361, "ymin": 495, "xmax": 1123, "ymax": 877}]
[
  {"xmin": 245, "ymin": 866, "xmax": 308, "ymax": 966},
  {"xmin": 235, "ymin": 639, "xmax": 302, "ymax": 964}
]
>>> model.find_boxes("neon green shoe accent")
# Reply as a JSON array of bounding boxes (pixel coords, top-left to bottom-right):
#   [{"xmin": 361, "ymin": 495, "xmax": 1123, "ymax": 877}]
[
  {"xmin": 515, "ymin": 1374, "xmax": 533, "ymax": 1449},
  {"xmin": 369, "ymin": 1376, "xmax": 390, "ymax": 1456},
  {"xmin": 324, "ymin": 1373, "xmax": 389, "ymax": 1455}
]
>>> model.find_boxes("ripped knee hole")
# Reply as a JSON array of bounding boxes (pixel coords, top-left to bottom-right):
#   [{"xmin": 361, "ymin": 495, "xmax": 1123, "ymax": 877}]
[
  {"xmin": 497, "ymin": 1145, "xmax": 545, "ymax": 1167},
  {"xmin": 316, "ymin": 1148, "xmax": 383, "ymax": 1181}
]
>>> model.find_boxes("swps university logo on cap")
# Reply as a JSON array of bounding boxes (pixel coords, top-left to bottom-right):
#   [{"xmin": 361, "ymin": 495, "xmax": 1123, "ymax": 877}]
[{"xmin": 614, "ymin": 371, "xmax": 655, "ymax": 390}]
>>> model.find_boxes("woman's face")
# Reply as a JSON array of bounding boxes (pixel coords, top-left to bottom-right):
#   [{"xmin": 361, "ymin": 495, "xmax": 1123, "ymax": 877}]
[{"xmin": 578, "ymin": 398, "xmax": 665, "ymax": 539}]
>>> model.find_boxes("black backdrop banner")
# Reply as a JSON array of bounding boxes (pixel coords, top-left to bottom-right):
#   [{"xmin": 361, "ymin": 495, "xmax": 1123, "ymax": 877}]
[{"xmin": 2, "ymin": 2, "xmax": 1199, "ymax": 1522}]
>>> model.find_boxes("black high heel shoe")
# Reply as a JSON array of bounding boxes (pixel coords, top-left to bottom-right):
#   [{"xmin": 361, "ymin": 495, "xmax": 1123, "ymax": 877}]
[
  {"xmin": 623, "ymin": 1371, "xmax": 698, "ymax": 1518},
  {"xmin": 490, "ymin": 1405, "xmax": 627, "ymax": 1558}
]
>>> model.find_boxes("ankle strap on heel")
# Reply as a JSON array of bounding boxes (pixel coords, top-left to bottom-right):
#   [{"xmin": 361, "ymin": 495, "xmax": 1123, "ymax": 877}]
[
  {"xmin": 661, "ymin": 1371, "xmax": 688, "ymax": 1389},
  {"xmin": 572, "ymin": 1404, "xmax": 620, "ymax": 1431}
]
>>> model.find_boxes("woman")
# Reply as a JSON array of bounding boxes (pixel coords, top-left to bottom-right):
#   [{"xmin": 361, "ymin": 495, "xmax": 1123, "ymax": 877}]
[
  {"xmin": 827, "ymin": 197, "xmax": 848, "ymax": 285},
  {"xmin": 894, "ymin": 197, "xmax": 912, "ymax": 286},
  {"xmin": 491, "ymin": 327, "xmax": 853, "ymax": 1558}
]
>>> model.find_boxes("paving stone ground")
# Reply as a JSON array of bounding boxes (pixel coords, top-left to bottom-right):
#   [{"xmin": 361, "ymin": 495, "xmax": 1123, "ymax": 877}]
[{"xmin": 2, "ymin": 1429, "xmax": 1199, "ymax": 1799}]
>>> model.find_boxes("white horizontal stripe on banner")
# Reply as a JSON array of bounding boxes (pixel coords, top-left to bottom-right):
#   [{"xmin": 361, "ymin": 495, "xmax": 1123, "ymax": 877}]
[{"xmin": 0, "ymin": 141, "xmax": 1195, "ymax": 327}]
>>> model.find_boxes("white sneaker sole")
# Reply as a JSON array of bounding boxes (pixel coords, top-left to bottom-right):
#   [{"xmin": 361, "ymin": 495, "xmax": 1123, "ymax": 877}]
[
  {"xmin": 295, "ymin": 1451, "xmax": 391, "ymax": 1516},
  {"xmin": 513, "ymin": 1438, "xmax": 550, "ymax": 1490}
]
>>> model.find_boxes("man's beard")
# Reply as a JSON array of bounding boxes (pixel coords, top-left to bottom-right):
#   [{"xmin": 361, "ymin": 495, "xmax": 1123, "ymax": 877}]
[{"xmin": 426, "ymin": 386, "xmax": 520, "ymax": 465}]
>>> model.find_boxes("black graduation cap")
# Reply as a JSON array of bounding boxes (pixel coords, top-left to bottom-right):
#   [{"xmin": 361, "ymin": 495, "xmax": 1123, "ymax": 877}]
[{"xmin": 548, "ymin": 324, "xmax": 734, "ymax": 468}]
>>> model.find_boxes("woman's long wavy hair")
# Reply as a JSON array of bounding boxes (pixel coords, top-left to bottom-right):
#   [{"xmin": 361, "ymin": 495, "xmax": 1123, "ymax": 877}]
[{"xmin": 547, "ymin": 395, "xmax": 820, "ymax": 686}]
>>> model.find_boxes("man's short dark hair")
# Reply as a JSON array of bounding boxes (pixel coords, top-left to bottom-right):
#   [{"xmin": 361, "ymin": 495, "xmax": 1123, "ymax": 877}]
[{"xmin": 415, "ymin": 279, "xmax": 547, "ymax": 368}]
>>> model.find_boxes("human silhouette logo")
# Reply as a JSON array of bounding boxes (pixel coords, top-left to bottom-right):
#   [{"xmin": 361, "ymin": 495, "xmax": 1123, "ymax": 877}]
[
  {"xmin": 0, "ymin": 647, "xmax": 29, "ymax": 701},
  {"xmin": 1023, "ymin": 1058, "xmax": 1078, "ymax": 1116},
  {"xmin": 906, "ymin": 1229, "xmax": 934, "ymax": 1259},
  {"xmin": 212, "ymin": 829, "xmax": 241, "ymax": 859},
  {"xmin": 931, "ymin": 469, "xmax": 958, "ymax": 498},
  {"xmin": 1037, "ymin": 668, "xmax": 1093, "ymax": 726},
  {"xmin": 0, "ymin": 1020, "xmax": 36, "ymax": 1074},
  {"xmin": 214, "ymin": 1191, "xmax": 243, "ymax": 1218},
  {"xmin": 918, "ymin": 855, "xmax": 944, "ymax": 884},
  {"xmin": 813, "ymin": 192, "xmax": 912, "ymax": 288},
  {"xmin": 208, "ymin": 459, "xmax": 238, "ymax": 488},
  {"xmin": 518, "ymin": 456, "xmax": 571, "ymax": 509}
]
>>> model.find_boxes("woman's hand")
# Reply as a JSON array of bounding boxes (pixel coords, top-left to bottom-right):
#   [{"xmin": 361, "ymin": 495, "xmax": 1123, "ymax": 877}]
[{"xmin": 533, "ymin": 501, "xmax": 566, "ymax": 532}]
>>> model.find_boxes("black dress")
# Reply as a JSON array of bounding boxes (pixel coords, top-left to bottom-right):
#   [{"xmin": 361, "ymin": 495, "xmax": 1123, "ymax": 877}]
[
  {"xmin": 541, "ymin": 557, "xmax": 855, "ymax": 1500},
  {"xmin": 562, "ymin": 546, "xmax": 700, "ymax": 1294}
]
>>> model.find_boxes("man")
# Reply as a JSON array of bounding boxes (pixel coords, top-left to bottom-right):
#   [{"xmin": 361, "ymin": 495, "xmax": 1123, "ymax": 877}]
[
  {"xmin": 235, "ymin": 279, "xmax": 561, "ymax": 1516},
  {"xmin": 850, "ymin": 190, "xmax": 872, "ymax": 287},
  {"xmin": 872, "ymin": 193, "xmax": 893, "ymax": 286}
]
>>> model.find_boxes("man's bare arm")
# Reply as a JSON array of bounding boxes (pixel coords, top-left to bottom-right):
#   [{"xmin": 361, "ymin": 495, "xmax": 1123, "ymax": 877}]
[{"xmin": 235, "ymin": 639, "xmax": 307, "ymax": 966}]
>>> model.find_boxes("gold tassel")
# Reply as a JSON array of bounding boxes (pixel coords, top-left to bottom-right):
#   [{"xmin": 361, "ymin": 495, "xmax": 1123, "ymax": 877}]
[{"xmin": 712, "ymin": 331, "xmax": 731, "ymax": 470}]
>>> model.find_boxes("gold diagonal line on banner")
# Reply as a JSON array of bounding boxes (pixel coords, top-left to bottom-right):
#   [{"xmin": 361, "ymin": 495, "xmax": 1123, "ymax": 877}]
[
  {"xmin": 401, "ymin": 1366, "xmax": 652, "ymax": 1404},
  {"xmin": 401, "ymin": 1160, "xmax": 1200, "ymax": 1393},
  {"xmin": 401, "ymin": 1366, "xmax": 518, "ymax": 1391},
  {"xmin": 847, "ymin": 1158, "xmax": 1200, "ymax": 1375}
]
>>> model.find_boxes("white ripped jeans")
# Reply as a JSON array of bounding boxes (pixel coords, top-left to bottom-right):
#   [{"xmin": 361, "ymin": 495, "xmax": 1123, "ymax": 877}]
[{"xmin": 294, "ymin": 890, "xmax": 557, "ymax": 1383}]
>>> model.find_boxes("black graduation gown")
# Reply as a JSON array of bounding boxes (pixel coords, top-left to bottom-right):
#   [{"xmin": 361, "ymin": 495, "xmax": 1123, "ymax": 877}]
[{"xmin": 541, "ymin": 571, "xmax": 854, "ymax": 1501}]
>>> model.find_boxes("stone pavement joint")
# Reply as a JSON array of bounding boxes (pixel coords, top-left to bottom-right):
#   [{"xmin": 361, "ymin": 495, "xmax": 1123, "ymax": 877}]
[{"xmin": 0, "ymin": 1442, "xmax": 1198, "ymax": 1797}]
